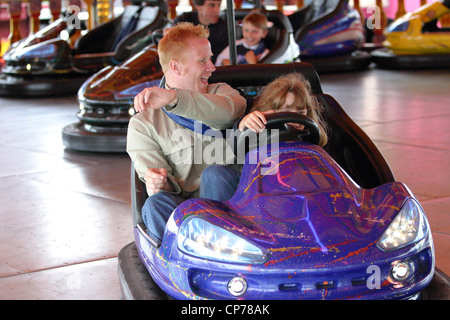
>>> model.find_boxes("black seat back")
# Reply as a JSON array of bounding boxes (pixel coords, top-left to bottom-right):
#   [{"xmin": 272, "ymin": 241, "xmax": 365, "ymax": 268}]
[
  {"xmin": 74, "ymin": 5, "xmax": 141, "ymax": 54},
  {"xmin": 210, "ymin": 62, "xmax": 322, "ymax": 93},
  {"xmin": 74, "ymin": 0, "xmax": 168, "ymax": 57},
  {"xmin": 287, "ymin": 2, "xmax": 315, "ymax": 32},
  {"xmin": 131, "ymin": 162, "xmax": 146, "ymax": 227},
  {"xmin": 113, "ymin": 4, "xmax": 168, "ymax": 60}
]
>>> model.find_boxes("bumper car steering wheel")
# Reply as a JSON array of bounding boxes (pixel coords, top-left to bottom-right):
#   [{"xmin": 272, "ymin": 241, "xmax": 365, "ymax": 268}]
[{"xmin": 236, "ymin": 112, "xmax": 321, "ymax": 157}]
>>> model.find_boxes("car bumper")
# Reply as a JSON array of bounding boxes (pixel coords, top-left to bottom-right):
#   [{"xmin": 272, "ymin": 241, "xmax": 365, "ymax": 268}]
[{"xmin": 135, "ymin": 227, "xmax": 434, "ymax": 300}]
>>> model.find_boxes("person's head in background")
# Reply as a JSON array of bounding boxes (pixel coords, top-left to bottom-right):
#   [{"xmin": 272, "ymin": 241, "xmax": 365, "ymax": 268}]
[{"xmin": 193, "ymin": 0, "xmax": 222, "ymax": 25}]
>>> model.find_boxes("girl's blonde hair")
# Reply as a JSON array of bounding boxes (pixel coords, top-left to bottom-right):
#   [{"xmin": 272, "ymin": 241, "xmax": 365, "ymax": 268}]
[
  {"xmin": 158, "ymin": 22, "xmax": 210, "ymax": 72},
  {"xmin": 252, "ymin": 73, "xmax": 329, "ymax": 146}
]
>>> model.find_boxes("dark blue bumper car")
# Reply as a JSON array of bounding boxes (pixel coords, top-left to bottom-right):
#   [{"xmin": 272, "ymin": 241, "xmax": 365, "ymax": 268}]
[{"xmin": 292, "ymin": 0, "xmax": 371, "ymax": 73}]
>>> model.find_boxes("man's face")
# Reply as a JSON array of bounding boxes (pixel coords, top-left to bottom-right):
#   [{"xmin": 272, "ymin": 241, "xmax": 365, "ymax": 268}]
[
  {"xmin": 176, "ymin": 37, "xmax": 216, "ymax": 93},
  {"xmin": 196, "ymin": 0, "xmax": 221, "ymax": 25}
]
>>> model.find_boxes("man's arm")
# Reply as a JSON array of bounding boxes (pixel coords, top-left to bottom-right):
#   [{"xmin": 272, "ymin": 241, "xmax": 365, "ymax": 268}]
[
  {"xmin": 126, "ymin": 116, "xmax": 181, "ymax": 196},
  {"xmin": 167, "ymin": 83, "xmax": 246, "ymax": 130},
  {"xmin": 134, "ymin": 83, "xmax": 246, "ymax": 130},
  {"xmin": 133, "ymin": 87, "xmax": 178, "ymax": 113}
]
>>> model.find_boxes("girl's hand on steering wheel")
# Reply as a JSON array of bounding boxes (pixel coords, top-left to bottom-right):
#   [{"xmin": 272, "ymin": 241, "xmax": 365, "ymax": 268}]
[{"xmin": 238, "ymin": 110, "xmax": 275, "ymax": 132}]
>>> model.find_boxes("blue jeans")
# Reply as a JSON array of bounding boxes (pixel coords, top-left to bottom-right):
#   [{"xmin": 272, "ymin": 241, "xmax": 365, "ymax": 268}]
[
  {"xmin": 142, "ymin": 192, "xmax": 185, "ymax": 242},
  {"xmin": 142, "ymin": 165, "xmax": 241, "ymax": 241},
  {"xmin": 199, "ymin": 165, "xmax": 241, "ymax": 201}
]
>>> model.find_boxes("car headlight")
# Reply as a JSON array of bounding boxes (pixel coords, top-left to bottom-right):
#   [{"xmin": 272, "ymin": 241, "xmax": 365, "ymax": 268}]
[
  {"xmin": 177, "ymin": 217, "xmax": 268, "ymax": 264},
  {"xmin": 19, "ymin": 43, "xmax": 57, "ymax": 59},
  {"xmin": 377, "ymin": 198, "xmax": 429, "ymax": 252}
]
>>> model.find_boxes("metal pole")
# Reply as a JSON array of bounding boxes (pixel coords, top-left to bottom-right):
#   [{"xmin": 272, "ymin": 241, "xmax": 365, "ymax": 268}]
[
  {"xmin": 225, "ymin": 0, "xmax": 262, "ymax": 65},
  {"xmin": 226, "ymin": 0, "xmax": 237, "ymax": 65}
]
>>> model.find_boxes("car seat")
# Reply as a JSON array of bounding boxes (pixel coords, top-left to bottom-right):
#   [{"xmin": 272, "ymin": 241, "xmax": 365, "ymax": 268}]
[
  {"xmin": 287, "ymin": 2, "xmax": 315, "ymax": 33},
  {"xmin": 72, "ymin": 0, "xmax": 168, "ymax": 73}
]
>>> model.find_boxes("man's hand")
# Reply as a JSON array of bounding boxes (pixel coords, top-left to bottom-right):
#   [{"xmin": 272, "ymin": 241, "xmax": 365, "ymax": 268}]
[
  {"xmin": 134, "ymin": 87, "xmax": 178, "ymax": 113},
  {"xmin": 144, "ymin": 168, "xmax": 174, "ymax": 194}
]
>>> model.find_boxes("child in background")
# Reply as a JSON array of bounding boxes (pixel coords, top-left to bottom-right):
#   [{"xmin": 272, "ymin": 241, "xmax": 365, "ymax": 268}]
[{"xmin": 215, "ymin": 10, "xmax": 270, "ymax": 66}]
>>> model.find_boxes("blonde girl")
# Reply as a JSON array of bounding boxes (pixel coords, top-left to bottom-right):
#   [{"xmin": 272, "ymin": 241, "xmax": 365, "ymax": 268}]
[{"xmin": 239, "ymin": 73, "xmax": 328, "ymax": 147}]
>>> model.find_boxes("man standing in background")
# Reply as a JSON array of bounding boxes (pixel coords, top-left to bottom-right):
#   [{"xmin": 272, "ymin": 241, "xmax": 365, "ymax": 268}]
[{"xmin": 170, "ymin": 0, "xmax": 229, "ymax": 64}]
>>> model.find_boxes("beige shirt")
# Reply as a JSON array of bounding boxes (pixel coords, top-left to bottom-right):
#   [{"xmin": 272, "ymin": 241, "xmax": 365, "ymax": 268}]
[{"xmin": 127, "ymin": 82, "xmax": 246, "ymax": 198}]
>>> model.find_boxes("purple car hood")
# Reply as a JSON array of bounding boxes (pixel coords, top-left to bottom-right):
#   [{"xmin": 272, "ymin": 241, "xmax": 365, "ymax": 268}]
[{"xmin": 174, "ymin": 142, "xmax": 411, "ymax": 269}]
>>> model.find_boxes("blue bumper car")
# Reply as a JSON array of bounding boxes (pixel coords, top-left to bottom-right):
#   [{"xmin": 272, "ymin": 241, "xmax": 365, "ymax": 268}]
[
  {"xmin": 0, "ymin": 0, "xmax": 168, "ymax": 97},
  {"xmin": 293, "ymin": 0, "xmax": 371, "ymax": 73},
  {"xmin": 118, "ymin": 62, "xmax": 449, "ymax": 300}
]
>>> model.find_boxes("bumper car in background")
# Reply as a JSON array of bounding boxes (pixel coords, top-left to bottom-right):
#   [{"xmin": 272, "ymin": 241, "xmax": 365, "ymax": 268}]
[
  {"xmin": 61, "ymin": 9, "xmax": 300, "ymax": 153},
  {"xmin": 0, "ymin": 0, "xmax": 168, "ymax": 97},
  {"xmin": 294, "ymin": 0, "xmax": 371, "ymax": 73},
  {"xmin": 117, "ymin": 63, "xmax": 449, "ymax": 300},
  {"xmin": 62, "ymin": 45, "xmax": 162, "ymax": 153},
  {"xmin": 0, "ymin": 15, "xmax": 84, "ymax": 96},
  {"xmin": 372, "ymin": 0, "xmax": 450, "ymax": 69}
]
